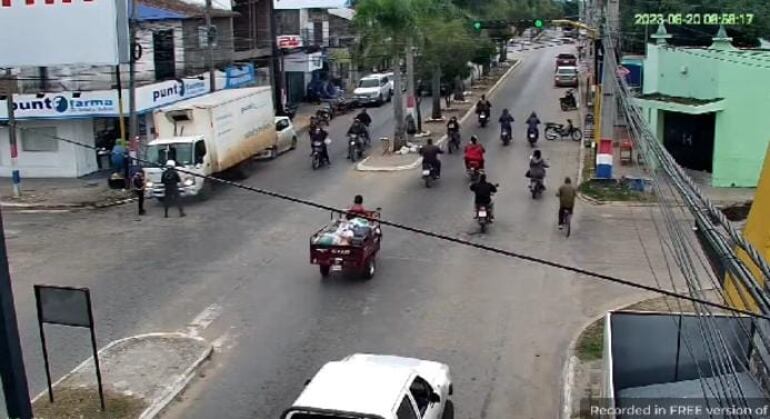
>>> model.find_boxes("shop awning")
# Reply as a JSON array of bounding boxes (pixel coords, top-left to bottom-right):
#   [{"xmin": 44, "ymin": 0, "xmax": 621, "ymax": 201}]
[{"xmin": 634, "ymin": 93, "xmax": 725, "ymax": 115}]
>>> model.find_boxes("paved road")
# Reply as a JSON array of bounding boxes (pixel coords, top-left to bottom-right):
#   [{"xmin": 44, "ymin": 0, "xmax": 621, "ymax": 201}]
[{"xmin": 4, "ymin": 36, "xmax": 670, "ymax": 418}]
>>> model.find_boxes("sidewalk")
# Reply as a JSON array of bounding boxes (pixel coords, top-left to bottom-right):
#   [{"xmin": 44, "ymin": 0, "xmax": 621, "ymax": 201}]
[
  {"xmin": 32, "ymin": 333, "xmax": 211, "ymax": 419},
  {"xmin": 0, "ymin": 174, "xmax": 133, "ymax": 211},
  {"xmin": 357, "ymin": 59, "xmax": 523, "ymax": 171}
]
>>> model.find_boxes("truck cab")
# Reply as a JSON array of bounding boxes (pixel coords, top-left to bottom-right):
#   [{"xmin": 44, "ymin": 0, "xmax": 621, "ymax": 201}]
[
  {"xmin": 282, "ymin": 354, "xmax": 454, "ymax": 419},
  {"xmin": 143, "ymin": 136, "xmax": 209, "ymax": 199}
]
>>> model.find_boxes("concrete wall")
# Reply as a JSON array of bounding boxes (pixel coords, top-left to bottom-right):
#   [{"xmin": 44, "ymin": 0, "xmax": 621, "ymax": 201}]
[
  {"xmin": 642, "ymin": 43, "xmax": 770, "ymax": 187},
  {"xmin": 0, "ymin": 119, "xmax": 97, "ymax": 178}
]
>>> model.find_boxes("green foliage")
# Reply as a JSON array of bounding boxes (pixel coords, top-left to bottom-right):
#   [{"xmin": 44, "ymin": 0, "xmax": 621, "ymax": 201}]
[{"xmin": 353, "ymin": 0, "xmax": 417, "ymax": 65}]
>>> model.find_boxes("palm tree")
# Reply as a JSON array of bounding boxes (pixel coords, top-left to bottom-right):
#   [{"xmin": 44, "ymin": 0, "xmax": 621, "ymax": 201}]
[{"xmin": 354, "ymin": 0, "xmax": 417, "ymax": 149}]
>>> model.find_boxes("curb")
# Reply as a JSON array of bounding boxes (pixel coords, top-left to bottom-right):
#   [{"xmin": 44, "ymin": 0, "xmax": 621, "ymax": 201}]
[
  {"xmin": 356, "ymin": 59, "xmax": 524, "ymax": 172},
  {"xmin": 31, "ymin": 332, "xmax": 213, "ymax": 419},
  {"xmin": 1, "ymin": 196, "xmax": 136, "ymax": 211}
]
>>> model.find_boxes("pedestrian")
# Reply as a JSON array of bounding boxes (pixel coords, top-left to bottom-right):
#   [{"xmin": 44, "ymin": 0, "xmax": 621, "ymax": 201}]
[
  {"xmin": 557, "ymin": 177, "xmax": 577, "ymax": 229},
  {"xmin": 131, "ymin": 169, "xmax": 146, "ymax": 216},
  {"xmin": 161, "ymin": 160, "xmax": 185, "ymax": 218}
]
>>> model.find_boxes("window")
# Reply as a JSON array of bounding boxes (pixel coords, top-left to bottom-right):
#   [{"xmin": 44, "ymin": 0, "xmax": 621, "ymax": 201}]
[
  {"xmin": 153, "ymin": 30, "xmax": 176, "ymax": 80},
  {"xmin": 275, "ymin": 118, "xmax": 290, "ymax": 131},
  {"xmin": 381, "ymin": 77, "xmax": 389, "ymax": 86},
  {"xmin": 359, "ymin": 78, "xmax": 379, "ymax": 88},
  {"xmin": 22, "ymin": 127, "xmax": 58, "ymax": 152},
  {"xmin": 396, "ymin": 395, "xmax": 418, "ymax": 419},
  {"xmin": 198, "ymin": 26, "xmax": 218, "ymax": 48},
  {"xmin": 194, "ymin": 141, "xmax": 207, "ymax": 164},
  {"xmin": 409, "ymin": 376, "xmax": 433, "ymax": 416},
  {"xmin": 146, "ymin": 143, "xmax": 193, "ymax": 166}
]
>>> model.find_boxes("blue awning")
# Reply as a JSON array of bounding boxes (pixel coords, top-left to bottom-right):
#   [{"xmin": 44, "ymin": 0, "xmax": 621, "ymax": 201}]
[{"xmin": 129, "ymin": 3, "xmax": 187, "ymax": 21}]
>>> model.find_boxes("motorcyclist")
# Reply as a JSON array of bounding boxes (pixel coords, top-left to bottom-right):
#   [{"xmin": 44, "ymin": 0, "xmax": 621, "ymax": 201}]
[
  {"xmin": 526, "ymin": 111, "xmax": 541, "ymax": 140},
  {"xmin": 356, "ymin": 109, "xmax": 372, "ymax": 127},
  {"xmin": 446, "ymin": 116, "xmax": 460, "ymax": 135},
  {"xmin": 464, "ymin": 135, "xmax": 486, "ymax": 170},
  {"xmin": 470, "ymin": 174, "xmax": 498, "ymax": 220},
  {"xmin": 475, "ymin": 94, "xmax": 491, "ymax": 118},
  {"xmin": 309, "ymin": 116, "xmax": 319, "ymax": 132},
  {"xmin": 528, "ymin": 149, "xmax": 549, "ymax": 187},
  {"xmin": 420, "ymin": 138, "xmax": 444, "ymax": 178},
  {"xmin": 347, "ymin": 118, "xmax": 370, "ymax": 146},
  {"xmin": 310, "ymin": 126, "xmax": 330, "ymax": 165},
  {"xmin": 499, "ymin": 108, "xmax": 514, "ymax": 136}
]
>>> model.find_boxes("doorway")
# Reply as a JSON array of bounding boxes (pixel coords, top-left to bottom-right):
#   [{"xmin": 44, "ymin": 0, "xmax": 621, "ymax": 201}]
[
  {"xmin": 663, "ymin": 112, "xmax": 715, "ymax": 172},
  {"xmin": 153, "ymin": 30, "xmax": 176, "ymax": 80}
]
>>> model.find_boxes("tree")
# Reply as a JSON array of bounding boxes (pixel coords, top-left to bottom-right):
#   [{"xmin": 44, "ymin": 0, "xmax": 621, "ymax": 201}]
[{"xmin": 354, "ymin": 0, "xmax": 417, "ymax": 149}]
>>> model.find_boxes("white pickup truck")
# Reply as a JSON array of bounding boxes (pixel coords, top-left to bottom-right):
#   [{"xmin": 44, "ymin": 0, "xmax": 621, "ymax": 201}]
[
  {"xmin": 143, "ymin": 86, "xmax": 297, "ymax": 200},
  {"xmin": 282, "ymin": 354, "xmax": 454, "ymax": 419}
]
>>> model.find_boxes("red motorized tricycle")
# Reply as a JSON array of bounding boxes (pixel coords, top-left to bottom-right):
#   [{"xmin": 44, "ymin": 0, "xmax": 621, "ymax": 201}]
[{"xmin": 310, "ymin": 210, "xmax": 382, "ymax": 279}]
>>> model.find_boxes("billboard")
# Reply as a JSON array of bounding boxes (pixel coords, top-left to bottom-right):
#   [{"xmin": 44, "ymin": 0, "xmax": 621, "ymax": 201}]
[
  {"xmin": 273, "ymin": 0, "xmax": 349, "ymax": 9},
  {"xmin": 0, "ymin": 0, "xmax": 130, "ymax": 67}
]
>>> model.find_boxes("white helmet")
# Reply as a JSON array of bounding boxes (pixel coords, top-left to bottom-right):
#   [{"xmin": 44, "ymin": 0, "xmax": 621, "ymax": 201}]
[{"xmin": 165, "ymin": 160, "xmax": 176, "ymax": 168}]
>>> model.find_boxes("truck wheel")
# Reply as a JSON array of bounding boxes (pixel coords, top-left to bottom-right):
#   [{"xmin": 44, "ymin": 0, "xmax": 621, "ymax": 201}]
[
  {"xmin": 320, "ymin": 265, "xmax": 331, "ymax": 277},
  {"xmin": 362, "ymin": 258, "xmax": 376, "ymax": 280},
  {"xmin": 442, "ymin": 400, "xmax": 455, "ymax": 419}
]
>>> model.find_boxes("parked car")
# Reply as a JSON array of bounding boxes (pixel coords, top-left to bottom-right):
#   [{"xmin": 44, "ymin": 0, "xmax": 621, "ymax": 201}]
[
  {"xmin": 555, "ymin": 53, "xmax": 577, "ymax": 69},
  {"xmin": 282, "ymin": 353, "xmax": 454, "ymax": 419},
  {"xmin": 354, "ymin": 73, "xmax": 394, "ymax": 106},
  {"xmin": 554, "ymin": 66, "xmax": 579, "ymax": 87}
]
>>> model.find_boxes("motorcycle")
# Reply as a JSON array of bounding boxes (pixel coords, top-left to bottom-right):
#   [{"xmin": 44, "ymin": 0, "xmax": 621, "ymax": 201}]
[
  {"xmin": 476, "ymin": 204, "xmax": 492, "ymax": 233},
  {"xmin": 448, "ymin": 130, "xmax": 461, "ymax": 154},
  {"xmin": 529, "ymin": 178, "xmax": 545, "ymax": 199},
  {"xmin": 348, "ymin": 134, "xmax": 363, "ymax": 161},
  {"xmin": 422, "ymin": 161, "xmax": 439, "ymax": 188},
  {"xmin": 467, "ymin": 160, "xmax": 483, "ymax": 183},
  {"xmin": 311, "ymin": 139, "xmax": 329, "ymax": 170},
  {"xmin": 527, "ymin": 127, "xmax": 539, "ymax": 147},
  {"xmin": 501, "ymin": 127, "xmax": 512, "ymax": 146},
  {"xmin": 559, "ymin": 89, "xmax": 577, "ymax": 111},
  {"xmin": 545, "ymin": 119, "xmax": 582, "ymax": 142},
  {"xmin": 478, "ymin": 112, "xmax": 489, "ymax": 128}
]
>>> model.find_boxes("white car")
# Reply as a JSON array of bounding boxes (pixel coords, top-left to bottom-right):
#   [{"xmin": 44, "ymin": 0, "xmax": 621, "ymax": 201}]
[
  {"xmin": 282, "ymin": 354, "xmax": 454, "ymax": 419},
  {"xmin": 354, "ymin": 73, "xmax": 394, "ymax": 106},
  {"xmin": 255, "ymin": 116, "xmax": 298, "ymax": 159}
]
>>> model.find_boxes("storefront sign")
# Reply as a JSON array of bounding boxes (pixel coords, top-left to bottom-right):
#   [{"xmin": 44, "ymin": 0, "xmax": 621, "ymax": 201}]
[
  {"xmin": 225, "ymin": 64, "xmax": 256, "ymax": 89},
  {"xmin": 0, "ymin": 77, "xmax": 213, "ymax": 120},
  {"xmin": 277, "ymin": 35, "xmax": 303, "ymax": 49}
]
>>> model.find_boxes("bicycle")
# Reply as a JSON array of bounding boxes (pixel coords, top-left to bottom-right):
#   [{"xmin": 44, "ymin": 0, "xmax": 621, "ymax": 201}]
[{"xmin": 560, "ymin": 208, "xmax": 573, "ymax": 237}]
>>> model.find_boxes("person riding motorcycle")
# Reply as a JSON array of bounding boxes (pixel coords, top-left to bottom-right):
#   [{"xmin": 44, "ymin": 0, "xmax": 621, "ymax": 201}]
[
  {"xmin": 420, "ymin": 138, "xmax": 444, "ymax": 178},
  {"xmin": 310, "ymin": 126, "xmax": 330, "ymax": 165},
  {"xmin": 499, "ymin": 109, "xmax": 514, "ymax": 136},
  {"xmin": 475, "ymin": 95, "xmax": 492, "ymax": 119},
  {"xmin": 347, "ymin": 118, "xmax": 369, "ymax": 147},
  {"xmin": 356, "ymin": 109, "xmax": 372, "ymax": 127},
  {"xmin": 309, "ymin": 116, "xmax": 319, "ymax": 132},
  {"xmin": 464, "ymin": 135, "xmax": 486, "ymax": 170},
  {"xmin": 470, "ymin": 174, "xmax": 498, "ymax": 220},
  {"xmin": 446, "ymin": 116, "xmax": 460, "ymax": 135},
  {"xmin": 528, "ymin": 149, "xmax": 549, "ymax": 186},
  {"xmin": 526, "ymin": 111, "xmax": 541, "ymax": 142}
]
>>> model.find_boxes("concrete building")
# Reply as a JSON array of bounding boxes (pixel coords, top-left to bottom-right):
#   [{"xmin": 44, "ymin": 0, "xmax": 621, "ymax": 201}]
[
  {"xmin": 636, "ymin": 25, "xmax": 770, "ymax": 187},
  {"xmin": 0, "ymin": 0, "xmax": 257, "ymax": 178}
]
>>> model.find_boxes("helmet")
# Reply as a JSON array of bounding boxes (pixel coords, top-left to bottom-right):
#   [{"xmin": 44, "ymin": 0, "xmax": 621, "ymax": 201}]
[
  {"xmin": 166, "ymin": 160, "xmax": 176, "ymax": 168},
  {"xmin": 470, "ymin": 135, "xmax": 478, "ymax": 143}
]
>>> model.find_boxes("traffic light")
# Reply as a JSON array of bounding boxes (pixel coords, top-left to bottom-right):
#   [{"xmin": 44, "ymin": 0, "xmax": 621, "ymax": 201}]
[
  {"xmin": 472, "ymin": 20, "xmax": 508, "ymax": 31},
  {"xmin": 534, "ymin": 19, "xmax": 544, "ymax": 29},
  {"xmin": 473, "ymin": 21, "xmax": 483, "ymax": 31}
]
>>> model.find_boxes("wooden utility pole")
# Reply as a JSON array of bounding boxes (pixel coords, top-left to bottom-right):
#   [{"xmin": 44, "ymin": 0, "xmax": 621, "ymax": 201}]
[
  {"xmin": 205, "ymin": 0, "xmax": 216, "ymax": 92},
  {"xmin": 128, "ymin": 0, "xmax": 138, "ymax": 143}
]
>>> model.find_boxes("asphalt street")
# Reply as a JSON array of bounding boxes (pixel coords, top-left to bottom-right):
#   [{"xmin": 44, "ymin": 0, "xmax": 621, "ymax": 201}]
[{"xmin": 4, "ymin": 32, "xmax": 673, "ymax": 418}]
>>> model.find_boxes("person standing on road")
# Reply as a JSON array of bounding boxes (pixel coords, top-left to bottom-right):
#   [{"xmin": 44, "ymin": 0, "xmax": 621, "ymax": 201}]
[
  {"xmin": 161, "ymin": 160, "xmax": 185, "ymax": 218},
  {"xmin": 131, "ymin": 169, "xmax": 146, "ymax": 216},
  {"xmin": 557, "ymin": 177, "xmax": 577, "ymax": 229}
]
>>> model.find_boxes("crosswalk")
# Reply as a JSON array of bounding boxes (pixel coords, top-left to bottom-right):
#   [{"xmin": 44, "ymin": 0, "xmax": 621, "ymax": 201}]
[{"xmin": 508, "ymin": 37, "xmax": 576, "ymax": 52}]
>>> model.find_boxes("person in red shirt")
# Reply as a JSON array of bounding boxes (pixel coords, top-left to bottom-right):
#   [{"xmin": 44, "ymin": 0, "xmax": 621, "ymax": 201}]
[
  {"xmin": 464, "ymin": 136, "xmax": 485, "ymax": 170},
  {"xmin": 347, "ymin": 194, "xmax": 369, "ymax": 220}
]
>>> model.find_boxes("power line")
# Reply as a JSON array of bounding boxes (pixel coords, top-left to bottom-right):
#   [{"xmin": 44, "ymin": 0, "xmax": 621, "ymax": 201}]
[{"xmin": 17, "ymin": 127, "xmax": 770, "ymax": 322}]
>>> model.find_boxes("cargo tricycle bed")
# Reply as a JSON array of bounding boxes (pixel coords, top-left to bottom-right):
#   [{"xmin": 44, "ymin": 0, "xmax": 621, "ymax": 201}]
[{"xmin": 309, "ymin": 210, "xmax": 382, "ymax": 279}]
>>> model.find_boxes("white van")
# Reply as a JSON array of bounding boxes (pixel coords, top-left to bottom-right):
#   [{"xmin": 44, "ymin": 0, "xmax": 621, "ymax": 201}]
[{"xmin": 353, "ymin": 73, "xmax": 394, "ymax": 106}]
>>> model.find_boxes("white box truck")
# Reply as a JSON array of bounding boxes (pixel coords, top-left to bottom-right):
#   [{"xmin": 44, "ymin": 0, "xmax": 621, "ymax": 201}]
[{"xmin": 143, "ymin": 86, "xmax": 297, "ymax": 199}]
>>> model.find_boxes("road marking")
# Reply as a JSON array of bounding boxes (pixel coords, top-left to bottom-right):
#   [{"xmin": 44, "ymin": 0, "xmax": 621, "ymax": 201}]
[
  {"xmin": 186, "ymin": 303, "xmax": 223, "ymax": 337},
  {"xmin": 212, "ymin": 331, "xmax": 236, "ymax": 352}
]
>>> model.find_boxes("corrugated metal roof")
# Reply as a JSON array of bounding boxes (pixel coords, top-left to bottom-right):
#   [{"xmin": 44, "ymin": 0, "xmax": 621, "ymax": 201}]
[{"xmin": 136, "ymin": 3, "xmax": 186, "ymax": 20}]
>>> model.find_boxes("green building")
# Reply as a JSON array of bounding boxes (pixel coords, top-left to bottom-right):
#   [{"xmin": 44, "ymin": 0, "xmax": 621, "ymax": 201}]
[{"xmin": 636, "ymin": 24, "xmax": 770, "ymax": 187}]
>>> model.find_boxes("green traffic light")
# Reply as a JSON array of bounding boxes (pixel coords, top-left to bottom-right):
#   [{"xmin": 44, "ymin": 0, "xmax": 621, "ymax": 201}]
[
  {"xmin": 534, "ymin": 19, "xmax": 544, "ymax": 28},
  {"xmin": 473, "ymin": 21, "xmax": 482, "ymax": 31}
]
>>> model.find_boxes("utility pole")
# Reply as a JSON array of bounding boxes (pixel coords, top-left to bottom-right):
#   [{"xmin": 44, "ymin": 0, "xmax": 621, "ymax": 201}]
[
  {"xmin": 405, "ymin": 40, "xmax": 416, "ymax": 129},
  {"xmin": 0, "ymin": 203, "xmax": 32, "ymax": 419},
  {"xmin": 205, "ymin": 0, "xmax": 216, "ymax": 92},
  {"xmin": 268, "ymin": 0, "xmax": 284, "ymax": 115},
  {"xmin": 128, "ymin": 0, "xmax": 138, "ymax": 143},
  {"xmin": 3, "ymin": 69, "xmax": 20, "ymax": 198}
]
